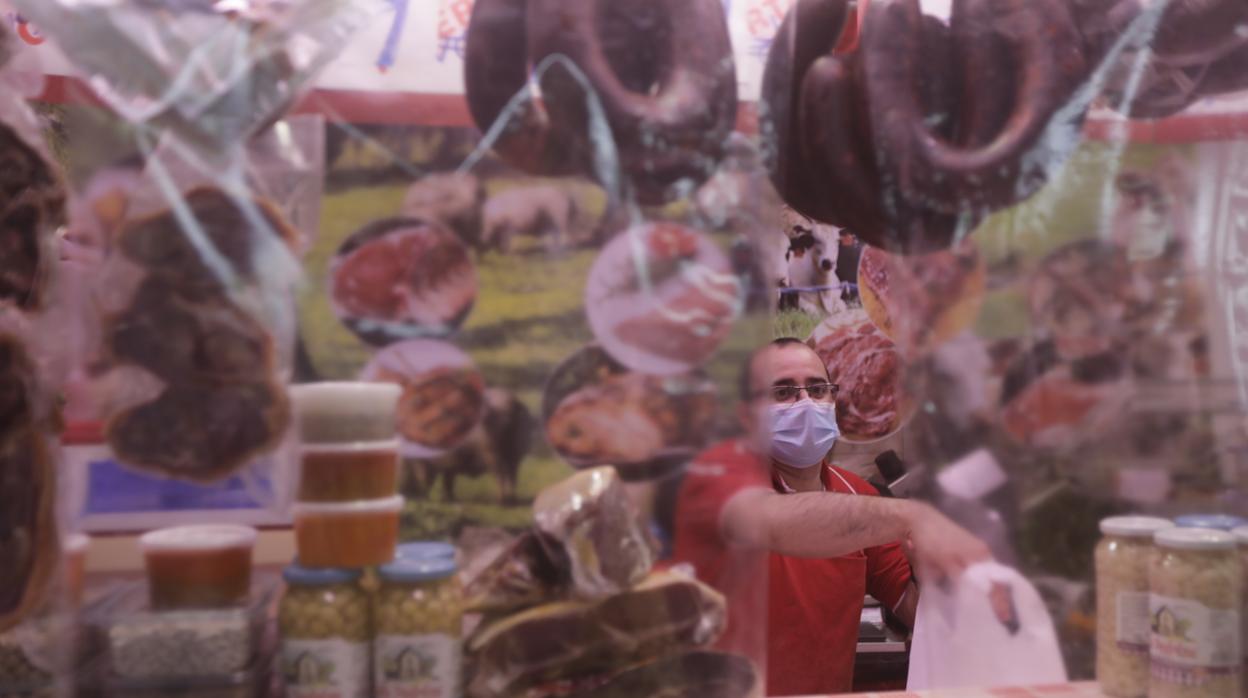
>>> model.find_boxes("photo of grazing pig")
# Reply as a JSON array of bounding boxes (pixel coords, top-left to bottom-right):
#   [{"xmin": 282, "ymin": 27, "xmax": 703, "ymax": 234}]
[
  {"xmin": 481, "ymin": 185, "xmax": 579, "ymax": 253},
  {"xmin": 402, "ymin": 172, "xmax": 487, "ymax": 250},
  {"xmin": 402, "ymin": 388, "xmax": 535, "ymax": 504}
]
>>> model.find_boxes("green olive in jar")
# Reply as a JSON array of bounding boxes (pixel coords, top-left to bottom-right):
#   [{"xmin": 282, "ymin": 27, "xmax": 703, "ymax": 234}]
[
  {"xmin": 374, "ymin": 543, "xmax": 463, "ymax": 697},
  {"xmin": 279, "ymin": 565, "xmax": 371, "ymax": 698}
]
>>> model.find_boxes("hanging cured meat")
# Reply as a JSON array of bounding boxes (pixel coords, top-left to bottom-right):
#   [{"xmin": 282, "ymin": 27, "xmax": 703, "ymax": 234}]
[
  {"xmin": 762, "ymin": 0, "xmax": 1089, "ymax": 253},
  {"xmin": 0, "ymin": 120, "xmax": 66, "ymax": 311},
  {"xmin": 0, "ymin": 334, "xmax": 57, "ymax": 633},
  {"xmin": 464, "ymin": 0, "xmax": 738, "ymax": 204}
]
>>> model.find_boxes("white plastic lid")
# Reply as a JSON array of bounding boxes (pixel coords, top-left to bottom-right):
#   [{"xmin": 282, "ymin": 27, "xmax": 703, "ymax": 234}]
[
  {"xmin": 300, "ymin": 439, "xmax": 402, "ymax": 455},
  {"xmin": 291, "ymin": 382, "xmax": 402, "ymax": 444},
  {"xmin": 139, "ymin": 525, "xmax": 258, "ymax": 551},
  {"xmin": 290, "ymin": 382, "xmax": 402, "ymax": 407},
  {"xmin": 1232, "ymin": 526, "xmax": 1248, "ymax": 545},
  {"xmin": 1099, "ymin": 516, "xmax": 1175, "ymax": 538},
  {"xmin": 292, "ymin": 494, "xmax": 404, "ymax": 516},
  {"xmin": 1154, "ymin": 527, "xmax": 1237, "ymax": 551}
]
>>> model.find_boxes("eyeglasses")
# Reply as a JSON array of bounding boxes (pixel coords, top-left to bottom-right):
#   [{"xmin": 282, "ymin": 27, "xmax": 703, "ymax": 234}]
[{"xmin": 765, "ymin": 383, "xmax": 839, "ymax": 403}]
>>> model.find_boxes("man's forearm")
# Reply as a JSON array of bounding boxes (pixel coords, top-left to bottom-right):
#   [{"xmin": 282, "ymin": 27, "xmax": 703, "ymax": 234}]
[{"xmin": 738, "ymin": 490, "xmax": 925, "ymax": 558}]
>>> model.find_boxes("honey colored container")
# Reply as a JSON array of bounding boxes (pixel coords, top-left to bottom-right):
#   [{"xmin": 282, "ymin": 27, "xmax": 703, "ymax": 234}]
[
  {"xmin": 139, "ymin": 525, "xmax": 256, "ymax": 610},
  {"xmin": 298, "ymin": 440, "xmax": 400, "ymax": 502},
  {"xmin": 292, "ymin": 496, "xmax": 403, "ymax": 568}
]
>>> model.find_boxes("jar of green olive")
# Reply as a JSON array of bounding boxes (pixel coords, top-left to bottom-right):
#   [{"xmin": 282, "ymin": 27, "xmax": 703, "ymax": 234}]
[
  {"xmin": 279, "ymin": 565, "xmax": 371, "ymax": 698},
  {"xmin": 373, "ymin": 547, "xmax": 462, "ymax": 698}
]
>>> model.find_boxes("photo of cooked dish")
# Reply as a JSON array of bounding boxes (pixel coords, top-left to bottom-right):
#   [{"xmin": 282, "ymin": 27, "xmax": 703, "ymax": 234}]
[
  {"xmin": 1028, "ymin": 240, "xmax": 1132, "ymax": 360},
  {"xmin": 809, "ymin": 311, "xmax": 913, "ymax": 443},
  {"xmin": 858, "ymin": 241, "xmax": 986, "ymax": 354},
  {"xmin": 361, "ymin": 340, "xmax": 486, "ymax": 457},
  {"xmin": 541, "ymin": 345, "xmax": 718, "ymax": 481},
  {"xmin": 585, "ymin": 223, "xmax": 743, "ymax": 375},
  {"xmin": 330, "ymin": 217, "xmax": 478, "ymax": 346}
]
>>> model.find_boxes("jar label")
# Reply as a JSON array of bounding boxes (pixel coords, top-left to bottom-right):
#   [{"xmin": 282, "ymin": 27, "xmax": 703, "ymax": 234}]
[
  {"xmin": 374, "ymin": 633, "xmax": 460, "ymax": 698},
  {"xmin": 1149, "ymin": 594, "xmax": 1241, "ymax": 684},
  {"xmin": 1115, "ymin": 591, "xmax": 1151, "ymax": 654},
  {"xmin": 281, "ymin": 639, "xmax": 370, "ymax": 698}
]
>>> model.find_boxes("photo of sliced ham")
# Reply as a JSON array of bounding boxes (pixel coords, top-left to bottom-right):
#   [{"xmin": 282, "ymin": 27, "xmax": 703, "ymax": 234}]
[
  {"xmin": 811, "ymin": 312, "xmax": 910, "ymax": 442},
  {"xmin": 330, "ymin": 217, "xmax": 478, "ymax": 346},
  {"xmin": 586, "ymin": 223, "xmax": 743, "ymax": 375}
]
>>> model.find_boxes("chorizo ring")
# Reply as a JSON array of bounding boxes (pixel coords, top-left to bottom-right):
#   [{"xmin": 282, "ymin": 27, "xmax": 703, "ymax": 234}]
[
  {"xmin": 464, "ymin": 0, "xmax": 737, "ymax": 204},
  {"xmin": 861, "ymin": 0, "xmax": 1088, "ymax": 213}
]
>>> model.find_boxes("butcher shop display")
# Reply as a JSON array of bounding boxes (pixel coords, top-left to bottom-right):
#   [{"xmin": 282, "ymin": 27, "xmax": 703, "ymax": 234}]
[{"xmin": 9, "ymin": 0, "xmax": 1248, "ymax": 693}]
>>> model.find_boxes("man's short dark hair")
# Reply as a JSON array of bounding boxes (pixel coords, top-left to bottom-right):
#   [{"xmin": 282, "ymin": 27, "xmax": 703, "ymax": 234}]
[{"xmin": 738, "ymin": 337, "xmax": 823, "ymax": 401}]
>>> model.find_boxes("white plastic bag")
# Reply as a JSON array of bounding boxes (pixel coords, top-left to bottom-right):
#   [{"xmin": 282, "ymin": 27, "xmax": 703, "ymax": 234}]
[{"xmin": 907, "ymin": 561, "xmax": 1067, "ymax": 691}]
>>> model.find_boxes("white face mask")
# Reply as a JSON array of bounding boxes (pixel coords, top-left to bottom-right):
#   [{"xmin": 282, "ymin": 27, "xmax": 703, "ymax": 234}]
[{"xmin": 765, "ymin": 398, "xmax": 841, "ymax": 468}]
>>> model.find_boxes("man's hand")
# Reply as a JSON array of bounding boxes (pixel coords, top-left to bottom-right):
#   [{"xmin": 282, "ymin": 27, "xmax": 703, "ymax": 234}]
[{"xmin": 906, "ymin": 503, "xmax": 992, "ymax": 585}]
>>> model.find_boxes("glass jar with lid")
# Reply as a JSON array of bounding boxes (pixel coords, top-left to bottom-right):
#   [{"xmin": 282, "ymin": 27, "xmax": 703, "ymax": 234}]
[
  {"xmin": 1150, "ymin": 527, "xmax": 1243, "ymax": 698},
  {"xmin": 1176, "ymin": 515, "xmax": 1248, "ymax": 532},
  {"xmin": 1233, "ymin": 526, "xmax": 1248, "ymax": 696},
  {"xmin": 278, "ymin": 565, "xmax": 371, "ymax": 698},
  {"xmin": 373, "ymin": 552, "xmax": 463, "ymax": 698},
  {"xmin": 1096, "ymin": 515, "xmax": 1174, "ymax": 697}
]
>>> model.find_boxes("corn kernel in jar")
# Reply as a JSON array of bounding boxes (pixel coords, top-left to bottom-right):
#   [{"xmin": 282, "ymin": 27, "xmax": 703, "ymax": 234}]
[
  {"xmin": 373, "ymin": 552, "xmax": 463, "ymax": 698},
  {"xmin": 1095, "ymin": 515, "xmax": 1173, "ymax": 698},
  {"xmin": 1150, "ymin": 527, "xmax": 1243, "ymax": 698},
  {"xmin": 279, "ymin": 565, "xmax": 371, "ymax": 698}
]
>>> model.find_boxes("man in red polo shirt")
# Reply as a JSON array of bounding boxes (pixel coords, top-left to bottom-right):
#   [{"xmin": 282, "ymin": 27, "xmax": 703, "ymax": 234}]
[{"xmin": 672, "ymin": 338, "xmax": 990, "ymax": 696}]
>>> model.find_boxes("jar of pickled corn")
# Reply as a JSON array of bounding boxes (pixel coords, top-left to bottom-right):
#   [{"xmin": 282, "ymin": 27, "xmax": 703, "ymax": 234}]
[
  {"xmin": 1233, "ymin": 526, "xmax": 1248, "ymax": 698},
  {"xmin": 1150, "ymin": 527, "xmax": 1243, "ymax": 698},
  {"xmin": 279, "ymin": 565, "xmax": 371, "ymax": 698},
  {"xmin": 1096, "ymin": 515, "xmax": 1174, "ymax": 697},
  {"xmin": 372, "ymin": 551, "xmax": 463, "ymax": 698}
]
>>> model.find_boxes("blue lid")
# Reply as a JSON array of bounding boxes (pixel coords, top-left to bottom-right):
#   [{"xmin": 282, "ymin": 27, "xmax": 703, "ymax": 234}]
[
  {"xmin": 1175, "ymin": 514, "xmax": 1248, "ymax": 531},
  {"xmin": 283, "ymin": 563, "xmax": 362, "ymax": 586},
  {"xmin": 378, "ymin": 557, "xmax": 457, "ymax": 584},
  {"xmin": 397, "ymin": 542, "xmax": 455, "ymax": 561}
]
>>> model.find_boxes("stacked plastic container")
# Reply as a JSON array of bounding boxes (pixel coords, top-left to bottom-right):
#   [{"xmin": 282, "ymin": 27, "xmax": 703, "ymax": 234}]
[
  {"xmin": 93, "ymin": 524, "xmax": 278, "ymax": 697},
  {"xmin": 289, "ymin": 383, "xmax": 405, "ymax": 568}
]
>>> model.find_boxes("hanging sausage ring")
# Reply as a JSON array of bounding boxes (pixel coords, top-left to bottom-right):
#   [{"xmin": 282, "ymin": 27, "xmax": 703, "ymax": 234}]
[
  {"xmin": 762, "ymin": 0, "xmax": 1088, "ymax": 253},
  {"xmin": 464, "ymin": 0, "xmax": 739, "ymax": 205},
  {"xmin": 1082, "ymin": 0, "xmax": 1248, "ymax": 118}
]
